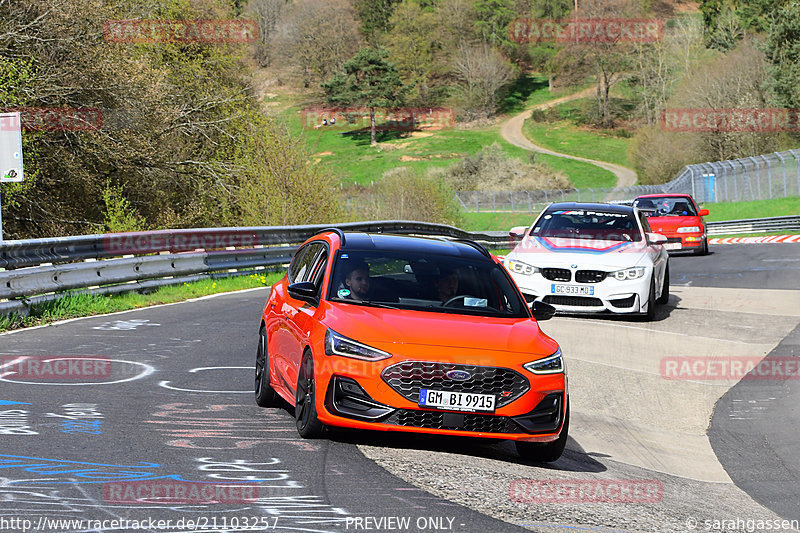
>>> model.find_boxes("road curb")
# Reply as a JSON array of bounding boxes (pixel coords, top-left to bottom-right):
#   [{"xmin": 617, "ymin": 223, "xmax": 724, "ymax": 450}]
[{"xmin": 710, "ymin": 235, "xmax": 800, "ymax": 244}]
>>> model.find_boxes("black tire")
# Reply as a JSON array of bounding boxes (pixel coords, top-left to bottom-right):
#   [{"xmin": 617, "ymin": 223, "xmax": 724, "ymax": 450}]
[
  {"xmin": 255, "ymin": 326, "xmax": 279, "ymax": 407},
  {"xmin": 515, "ymin": 403, "xmax": 569, "ymax": 463},
  {"xmin": 295, "ymin": 351, "xmax": 325, "ymax": 438},
  {"xmin": 694, "ymin": 238, "xmax": 709, "ymax": 256},
  {"xmin": 643, "ymin": 275, "xmax": 657, "ymax": 321},
  {"xmin": 656, "ymin": 265, "xmax": 669, "ymax": 305}
]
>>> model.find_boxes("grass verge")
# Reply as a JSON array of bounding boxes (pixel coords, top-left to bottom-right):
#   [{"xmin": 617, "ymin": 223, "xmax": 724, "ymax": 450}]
[{"xmin": 0, "ymin": 272, "xmax": 283, "ymax": 334}]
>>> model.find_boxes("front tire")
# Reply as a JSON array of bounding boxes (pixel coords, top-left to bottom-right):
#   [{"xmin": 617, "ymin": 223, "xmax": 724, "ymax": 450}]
[
  {"xmin": 516, "ymin": 403, "xmax": 569, "ymax": 462},
  {"xmin": 694, "ymin": 238, "xmax": 709, "ymax": 256},
  {"xmin": 255, "ymin": 326, "xmax": 279, "ymax": 407},
  {"xmin": 656, "ymin": 265, "xmax": 669, "ymax": 305},
  {"xmin": 643, "ymin": 275, "xmax": 657, "ymax": 321},
  {"xmin": 295, "ymin": 351, "xmax": 325, "ymax": 438}
]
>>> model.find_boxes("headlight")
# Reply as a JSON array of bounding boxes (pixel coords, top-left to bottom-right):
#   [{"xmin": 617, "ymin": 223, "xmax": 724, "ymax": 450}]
[
  {"xmin": 611, "ymin": 267, "xmax": 646, "ymax": 281},
  {"xmin": 324, "ymin": 329, "xmax": 392, "ymax": 361},
  {"xmin": 524, "ymin": 349, "xmax": 565, "ymax": 374},
  {"xmin": 507, "ymin": 259, "xmax": 539, "ymax": 276},
  {"xmin": 677, "ymin": 226, "xmax": 701, "ymax": 233}
]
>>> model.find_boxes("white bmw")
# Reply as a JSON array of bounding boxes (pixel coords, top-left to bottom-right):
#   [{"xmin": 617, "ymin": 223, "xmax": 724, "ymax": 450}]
[{"xmin": 504, "ymin": 202, "xmax": 670, "ymax": 320}]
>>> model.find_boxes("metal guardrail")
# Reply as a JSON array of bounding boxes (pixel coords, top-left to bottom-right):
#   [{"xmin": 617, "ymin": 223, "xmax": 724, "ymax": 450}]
[
  {"xmin": 0, "ymin": 221, "xmax": 508, "ymax": 317},
  {"xmin": 706, "ymin": 215, "xmax": 800, "ymax": 236}
]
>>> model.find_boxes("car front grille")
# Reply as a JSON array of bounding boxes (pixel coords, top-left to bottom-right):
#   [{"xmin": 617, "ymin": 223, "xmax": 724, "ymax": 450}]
[
  {"xmin": 541, "ymin": 268, "xmax": 571, "ymax": 282},
  {"xmin": 575, "ymin": 270, "xmax": 607, "ymax": 283},
  {"xmin": 543, "ymin": 295, "xmax": 604, "ymax": 307},
  {"xmin": 381, "ymin": 362, "xmax": 529, "ymax": 408},
  {"xmin": 666, "ymin": 238, "xmax": 682, "ymax": 244},
  {"xmin": 383, "ymin": 409, "xmax": 517, "ymax": 433}
]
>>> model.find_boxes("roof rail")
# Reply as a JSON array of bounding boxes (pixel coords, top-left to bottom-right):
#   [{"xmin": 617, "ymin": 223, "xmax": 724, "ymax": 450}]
[{"xmin": 314, "ymin": 227, "xmax": 346, "ymax": 245}]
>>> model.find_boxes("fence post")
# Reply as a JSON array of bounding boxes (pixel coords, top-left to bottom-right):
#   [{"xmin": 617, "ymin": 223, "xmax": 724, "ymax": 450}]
[
  {"xmin": 748, "ymin": 156, "xmax": 760, "ymax": 200},
  {"xmin": 492, "ymin": 192, "xmax": 496, "ymax": 212},
  {"xmin": 526, "ymin": 191, "xmax": 532, "ymax": 213},
  {"xmin": 776, "ymin": 152, "xmax": 787, "ymax": 198},
  {"xmin": 690, "ymin": 166, "xmax": 696, "ymax": 199},
  {"xmin": 510, "ymin": 191, "xmax": 514, "ymax": 213},
  {"xmin": 763, "ymin": 155, "xmax": 772, "ymax": 199}
]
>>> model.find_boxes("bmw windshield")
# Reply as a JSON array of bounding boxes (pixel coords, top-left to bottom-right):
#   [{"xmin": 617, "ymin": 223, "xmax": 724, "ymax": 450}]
[
  {"xmin": 327, "ymin": 250, "xmax": 529, "ymax": 318},
  {"xmin": 532, "ymin": 209, "xmax": 643, "ymax": 242}
]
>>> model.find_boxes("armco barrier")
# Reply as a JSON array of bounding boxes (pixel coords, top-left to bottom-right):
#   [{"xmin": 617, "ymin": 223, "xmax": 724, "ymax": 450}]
[{"xmin": 0, "ymin": 221, "xmax": 507, "ymax": 317}]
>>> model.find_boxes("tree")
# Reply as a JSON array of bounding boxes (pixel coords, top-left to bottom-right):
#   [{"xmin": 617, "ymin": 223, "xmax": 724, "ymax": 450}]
[
  {"xmin": 354, "ymin": 0, "xmax": 403, "ymax": 43},
  {"xmin": 453, "ymin": 44, "xmax": 515, "ymax": 119},
  {"xmin": 554, "ymin": 0, "xmax": 639, "ymax": 127},
  {"xmin": 473, "ymin": 0, "xmax": 517, "ymax": 52},
  {"xmin": 699, "ymin": 0, "xmax": 788, "ymax": 50},
  {"xmin": 322, "ymin": 47, "xmax": 408, "ymax": 145},
  {"xmin": 385, "ymin": 0, "xmax": 443, "ymax": 105},
  {"xmin": 764, "ymin": 2, "xmax": 800, "ymax": 109},
  {"xmin": 247, "ymin": 0, "xmax": 288, "ymax": 67},
  {"xmin": 275, "ymin": 0, "xmax": 363, "ymax": 88}
]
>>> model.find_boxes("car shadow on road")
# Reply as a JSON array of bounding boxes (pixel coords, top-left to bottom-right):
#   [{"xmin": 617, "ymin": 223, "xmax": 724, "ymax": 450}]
[
  {"xmin": 325, "ymin": 427, "xmax": 607, "ymax": 473},
  {"xmin": 554, "ymin": 293, "xmax": 682, "ymax": 323}
]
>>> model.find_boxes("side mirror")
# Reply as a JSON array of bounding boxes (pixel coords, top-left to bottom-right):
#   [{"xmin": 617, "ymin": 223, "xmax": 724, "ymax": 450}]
[
  {"xmin": 288, "ymin": 281, "xmax": 318, "ymax": 302},
  {"xmin": 531, "ymin": 301, "xmax": 556, "ymax": 321},
  {"xmin": 509, "ymin": 226, "xmax": 527, "ymax": 239},
  {"xmin": 698, "ymin": 209, "xmax": 709, "ymax": 216},
  {"xmin": 646, "ymin": 232, "xmax": 667, "ymax": 245}
]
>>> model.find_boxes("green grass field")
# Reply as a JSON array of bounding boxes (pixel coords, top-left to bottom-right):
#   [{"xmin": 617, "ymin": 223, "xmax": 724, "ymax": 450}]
[
  {"xmin": 700, "ymin": 197, "xmax": 800, "ymax": 222},
  {"xmin": 523, "ymin": 114, "xmax": 633, "ymax": 169},
  {"xmin": 269, "ymin": 79, "xmax": 616, "ymax": 188}
]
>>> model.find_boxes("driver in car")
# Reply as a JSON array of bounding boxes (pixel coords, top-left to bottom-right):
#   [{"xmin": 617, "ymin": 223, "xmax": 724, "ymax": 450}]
[{"xmin": 342, "ymin": 262, "xmax": 371, "ymax": 300}]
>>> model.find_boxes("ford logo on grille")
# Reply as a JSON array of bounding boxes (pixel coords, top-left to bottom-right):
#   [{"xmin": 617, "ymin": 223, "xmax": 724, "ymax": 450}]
[{"xmin": 446, "ymin": 370, "xmax": 471, "ymax": 381}]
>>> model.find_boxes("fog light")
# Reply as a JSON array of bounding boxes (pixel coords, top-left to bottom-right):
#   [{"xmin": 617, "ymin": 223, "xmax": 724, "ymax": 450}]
[{"xmin": 685, "ymin": 236, "xmax": 702, "ymax": 242}]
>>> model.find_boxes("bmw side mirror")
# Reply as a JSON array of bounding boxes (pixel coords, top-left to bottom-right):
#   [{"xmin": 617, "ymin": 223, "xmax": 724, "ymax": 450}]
[
  {"xmin": 531, "ymin": 301, "xmax": 556, "ymax": 321},
  {"xmin": 646, "ymin": 232, "xmax": 667, "ymax": 245},
  {"xmin": 288, "ymin": 281, "xmax": 318, "ymax": 302},
  {"xmin": 509, "ymin": 226, "xmax": 527, "ymax": 239}
]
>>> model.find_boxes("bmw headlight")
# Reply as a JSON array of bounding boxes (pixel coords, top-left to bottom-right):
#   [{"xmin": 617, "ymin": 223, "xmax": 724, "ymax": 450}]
[
  {"xmin": 524, "ymin": 349, "xmax": 565, "ymax": 374},
  {"xmin": 324, "ymin": 329, "xmax": 392, "ymax": 361},
  {"xmin": 507, "ymin": 259, "xmax": 539, "ymax": 276},
  {"xmin": 677, "ymin": 226, "xmax": 701, "ymax": 233},
  {"xmin": 611, "ymin": 267, "xmax": 646, "ymax": 281}
]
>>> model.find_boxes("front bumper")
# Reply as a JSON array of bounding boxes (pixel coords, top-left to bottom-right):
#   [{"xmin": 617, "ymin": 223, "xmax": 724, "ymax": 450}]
[
  {"xmin": 511, "ymin": 271, "xmax": 650, "ymax": 314},
  {"xmin": 664, "ymin": 234, "xmax": 705, "ymax": 251},
  {"xmin": 316, "ymin": 362, "xmax": 567, "ymax": 442}
]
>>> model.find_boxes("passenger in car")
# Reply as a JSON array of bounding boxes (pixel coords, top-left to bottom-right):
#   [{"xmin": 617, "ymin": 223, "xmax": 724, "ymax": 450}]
[{"xmin": 435, "ymin": 269, "xmax": 459, "ymax": 303}]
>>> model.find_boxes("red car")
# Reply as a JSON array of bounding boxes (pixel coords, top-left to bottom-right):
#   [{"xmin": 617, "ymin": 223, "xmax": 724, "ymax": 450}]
[
  {"xmin": 255, "ymin": 230, "xmax": 569, "ymax": 461},
  {"xmin": 632, "ymin": 194, "xmax": 709, "ymax": 255}
]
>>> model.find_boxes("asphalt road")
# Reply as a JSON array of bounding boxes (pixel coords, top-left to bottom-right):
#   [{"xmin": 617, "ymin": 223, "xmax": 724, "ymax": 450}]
[{"xmin": 1, "ymin": 242, "xmax": 798, "ymax": 533}]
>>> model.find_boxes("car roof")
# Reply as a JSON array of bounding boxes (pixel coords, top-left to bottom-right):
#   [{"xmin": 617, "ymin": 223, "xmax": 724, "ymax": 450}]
[
  {"xmin": 329, "ymin": 232, "xmax": 491, "ymax": 260},
  {"xmin": 544, "ymin": 202, "xmax": 635, "ymax": 215},
  {"xmin": 634, "ymin": 193, "xmax": 692, "ymax": 199}
]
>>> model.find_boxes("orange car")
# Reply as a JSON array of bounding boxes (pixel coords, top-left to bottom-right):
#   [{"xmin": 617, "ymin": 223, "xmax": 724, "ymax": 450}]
[{"xmin": 255, "ymin": 230, "xmax": 569, "ymax": 461}]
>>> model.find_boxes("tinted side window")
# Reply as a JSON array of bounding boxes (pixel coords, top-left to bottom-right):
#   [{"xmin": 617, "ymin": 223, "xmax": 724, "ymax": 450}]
[
  {"xmin": 639, "ymin": 212, "xmax": 652, "ymax": 233},
  {"xmin": 288, "ymin": 243, "xmax": 321, "ymax": 284}
]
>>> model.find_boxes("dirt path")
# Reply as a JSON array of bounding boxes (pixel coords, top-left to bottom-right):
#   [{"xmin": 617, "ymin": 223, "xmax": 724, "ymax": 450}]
[{"xmin": 499, "ymin": 87, "xmax": 638, "ymax": 191}]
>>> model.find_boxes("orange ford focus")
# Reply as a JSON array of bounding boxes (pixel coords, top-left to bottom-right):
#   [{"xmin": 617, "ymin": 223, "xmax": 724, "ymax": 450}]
[{"xmin": 256, "ymin": 230, "xmax": 569, "ymax": 461}]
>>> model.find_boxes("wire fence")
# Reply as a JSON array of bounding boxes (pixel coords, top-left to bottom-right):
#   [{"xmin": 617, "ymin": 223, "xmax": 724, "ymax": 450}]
[{"xmin": 456, "ymin": 149, "xmax": 800, "ymax": 213}]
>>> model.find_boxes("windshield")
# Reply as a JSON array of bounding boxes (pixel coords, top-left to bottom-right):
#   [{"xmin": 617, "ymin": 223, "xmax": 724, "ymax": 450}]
[
  {"xmin": 634, "ymin": 197, "xmax": 697, "ymax": 217},
  {"xmin": 531, "ymin": 209, "xmax": 642, "ymax": 242},
  {"xmin": 327, "ymin": 250, "xmax": 528, "ymax": 318}
]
